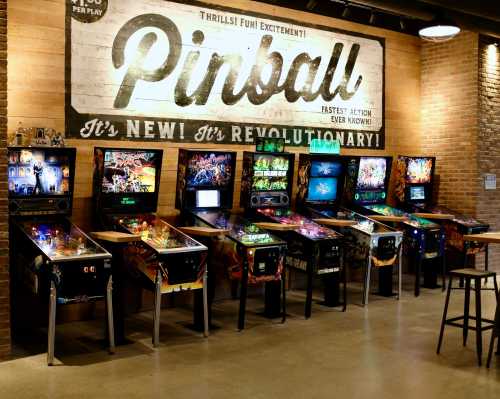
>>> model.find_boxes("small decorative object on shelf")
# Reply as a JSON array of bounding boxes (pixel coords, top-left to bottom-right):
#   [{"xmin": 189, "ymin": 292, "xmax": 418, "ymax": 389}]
[
  {"xmin": 10, "ymin": 121, "xmax": 27, "ymax": 146},
  {"xmin": 33, "ymin": 127, "xmax": 51, "ymax": 147},
  {"xmin": 51, "ymin": 131, "xmax": 65, "ymax": 147}
]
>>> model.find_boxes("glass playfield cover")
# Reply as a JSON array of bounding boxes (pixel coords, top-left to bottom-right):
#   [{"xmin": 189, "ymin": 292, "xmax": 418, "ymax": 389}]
[
  {"xmin": 17, "ymin": 220, "xmax": 110, "ymax": 262},
  {"xmin": 364, "ymin": 204, "xmax": 439, "ymax": 229},
  {"xmin": 194, "ymin": 210, "xmax": 283, "ymax": 247},
  {"xmin": 258, "ymin": 208, "xmax": 341, "ymax": 240},
  {"xmin": 116, "ymin": 214, "xmax": 206, "ymax": 254}
]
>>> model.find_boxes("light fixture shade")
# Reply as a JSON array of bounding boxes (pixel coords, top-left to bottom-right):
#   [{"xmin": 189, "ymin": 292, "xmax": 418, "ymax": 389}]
[{"xmin": 419, "ymin": 17, "xmax": 460, "ymax": 42}]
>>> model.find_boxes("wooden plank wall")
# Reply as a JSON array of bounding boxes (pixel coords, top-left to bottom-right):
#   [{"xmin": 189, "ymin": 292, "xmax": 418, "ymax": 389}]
[{"xmin": 7, "ymin": 0, "xmax": 422, "ymax": 228}]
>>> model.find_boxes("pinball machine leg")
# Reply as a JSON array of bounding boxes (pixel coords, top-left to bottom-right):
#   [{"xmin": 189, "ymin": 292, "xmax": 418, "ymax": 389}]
[
  {"xmin": 362, "ymin": 258, "xmax": 367, "ymax": 305},
  {"xmin": 281, "ymin": 267, "xmax": 287, "ymax": 323},
  {"xmin": 238, "ymin": 260, "xmax": 249, "ymax": 331},
  {"xmin": 398, "ymin": 244, "xmax": 403, "ymax": 300},
  {"xmin": 363, "ymin": 257, "xmax": 372, "ymax": 306},
  {"xmin": 47, "ymin": 281, "xmax": 57, "ymax": 366},
  {"xmin": 106, "ymin": 276, "xmax": 116, "ymax": 354},
  {"xmin": 305, "ymin": 261, "xmax": 314, "ymax": 319},
  {"xmin": 153, "ymin": 270, "xmax": 162, "ymax": 348},
  {"xmin": 202, "ymin": 267, "xmax": 209, "ymax": 338},
  {"xmin": 342, "ymin": 250, "xmax": 347, "ymax": 312},
  {"xmin": 415, "ymin": 253, "xmax": 422, "ymax": 297}
]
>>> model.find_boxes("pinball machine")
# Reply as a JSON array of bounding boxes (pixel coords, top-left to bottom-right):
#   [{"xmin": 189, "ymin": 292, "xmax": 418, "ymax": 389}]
[
  {"xmin": 393, "ymin": 155, "xmax": 489, "ymax": 267},
  {"xmin": 343, "ymin": 155, "xmax": 446, "ymax": 297},
  {"xmin": 296, "ymin": 153, "xmax": 403, "ymax": 305},
  {"xmin": 241, "ymin": 139, "xmax": 345, "ymax": 317},
  {"xmin": 176, "ymin": 148, "xmax": 287, "ymax": 331},
  {"xmin": 8, "ymin": 146, "xmax": 114, "ymax": 365},
  {"xmin": 93, "ymin": 147, "xmax": 208, "ymax": 346}
]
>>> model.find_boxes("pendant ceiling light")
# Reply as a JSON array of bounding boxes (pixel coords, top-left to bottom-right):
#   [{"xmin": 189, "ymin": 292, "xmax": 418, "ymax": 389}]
[{"xmin": 419, "ymin": 15, "xmax": 460, "ymax": 42}]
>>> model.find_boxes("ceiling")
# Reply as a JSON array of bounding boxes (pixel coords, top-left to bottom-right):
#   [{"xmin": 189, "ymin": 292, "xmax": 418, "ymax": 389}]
[{"xmin": 253, "ymin": 0, "xmax": 500, "ymax": 39}]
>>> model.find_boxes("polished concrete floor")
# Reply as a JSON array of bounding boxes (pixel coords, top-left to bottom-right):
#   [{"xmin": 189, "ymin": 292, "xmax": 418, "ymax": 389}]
[{"xmin": 2, "ymin": 280, "xmax": 500, "ymax": 399}]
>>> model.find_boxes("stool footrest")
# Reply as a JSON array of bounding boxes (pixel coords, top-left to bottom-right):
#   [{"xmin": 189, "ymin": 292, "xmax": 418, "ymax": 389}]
[
  {"xmin": 445, "ymin": 322, "xmax": 494, "ymax": 332},
  {"xmin": 450, "ymin": 287, "xmax": 498, "ymax": 292},
  {"xmin": 445, "ymin": 315, "xmax": 495, "ymax": 331}
]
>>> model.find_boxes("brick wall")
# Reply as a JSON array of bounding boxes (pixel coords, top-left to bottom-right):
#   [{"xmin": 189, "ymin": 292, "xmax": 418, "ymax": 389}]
[
  {"xmin": 0, "ymin": 0, "xmax": 9, "ymax": 360},
  {"xmin": 420, "ymin": 31, "xmax": 480, "ymax": 216},
  {"xmin": 477, "ymin": 36, "xmax": 500, "ymax": 271},
  {"xmin": 421, "ymin": 32, "xmax": 500, "ymax": 272}
]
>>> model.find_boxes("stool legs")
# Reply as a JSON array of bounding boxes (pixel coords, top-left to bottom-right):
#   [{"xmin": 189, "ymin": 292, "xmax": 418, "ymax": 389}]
[
  {"xmin": 438, "ymin": 272, "xmax": 498, "ymax": 366},
  {"xmin": 494, "ymin": 277, "xmax": 499, "ymax": 303},
  {"xmin": 474, "ymin": 277, "xmax": 483, "ymax": 366},
  {"xmin": 463, "ymin": 278, "xmax": 471, "ymax": 346},
  {"xmin": 487, "ymin": 277, "xmax": 499, "ymax": 368},
  {"xmin": 437, "ymin": 274, "xmax": 453, "ymax": 354},
  {"xmin": 487, "ymin": 329, "xmax": 497, "ymax": 368},
  {"xmin": 441, "ymin": 253, "xmax": 446, "ymax": 292}
]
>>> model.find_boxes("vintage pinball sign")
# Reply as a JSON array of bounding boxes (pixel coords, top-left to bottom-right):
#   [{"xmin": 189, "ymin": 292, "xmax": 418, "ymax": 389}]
[{"xmin": 66, "ymin": 0, "xmax": 385, "ymax": 148}]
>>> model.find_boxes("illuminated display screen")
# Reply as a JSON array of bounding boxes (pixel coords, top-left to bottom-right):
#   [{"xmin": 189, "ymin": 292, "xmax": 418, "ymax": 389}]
[
  {"xmin": 255, "ymin": 138, "xmax": 285, "ymax": 153},
  {"xmin": 196, "ymin": 190, "xmax": 220, "ymax": 208},
  {"xmin": 307, "ymin": 177, "xmax": 338, "ymax": 202},
  {"xmin": 410, "ymin": 186, "xmax": 426, "ymax": 200},
  {"xmin": 8, "ymin": 149, "xmax": 70, "ymax": 197},
  {"xmin": 102, "ymin": 150, "xmax": 160, "ymax": 193},
  {"xmin": 310, "ymin": 161, "xmax": 342, "ymax": 177},
  {"xmin": 407, "ymin": 158, "xmax": 433, "ymax": 184},
  {"xmin": 357, "ymin": 157, "xmax": 387, "ymax": 190},
  {"xmin": 120, "ymin": 197, "xmax": 137, "ymax": 205},
  {"xmin": 252, "ymin": 155, "xmax": 290, "ymax": 191},
  {"xmin": 187, "ymin": 152, "xmax": 234, "ymax": 187}
]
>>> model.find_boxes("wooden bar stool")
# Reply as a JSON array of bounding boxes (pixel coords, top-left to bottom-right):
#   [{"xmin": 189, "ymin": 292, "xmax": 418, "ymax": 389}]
[
  {"xmin": 487, "ymin": 303, "xmax": 500, "ymax": 368},
  {"xmin": 437, "ymin": 268, "xmax": 499, "ymax": 366}
]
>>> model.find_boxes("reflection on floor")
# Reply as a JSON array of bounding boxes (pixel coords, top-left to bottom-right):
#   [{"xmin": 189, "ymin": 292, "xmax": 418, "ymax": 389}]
[{"xmin": 2, "ymin": 278, "xmax": 500, "ymax": 398}]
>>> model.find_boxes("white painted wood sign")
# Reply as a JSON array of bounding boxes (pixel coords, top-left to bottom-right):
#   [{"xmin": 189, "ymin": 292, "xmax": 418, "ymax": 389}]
[{"xmin": 67, "ymin": 0, "xmax": 385, "ymax": 148}]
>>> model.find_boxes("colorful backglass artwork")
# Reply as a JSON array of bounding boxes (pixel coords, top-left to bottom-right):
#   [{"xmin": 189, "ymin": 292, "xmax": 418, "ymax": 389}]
[
  {"xmin": 8, "ymin": 149, "xmax": 70, "ymax": 197},
  {"xmin": 357, "ymin": 157, "xmax": 387, "ymax": 190},
  {"xmin": 310, "ymin": 161, "xmax": 342, "ymax": 177},
  {"xmin": 187, "ymin": 152, "xmax": 234, "ymax": 187},
  {"xmin": 406, "ymin": 158, "xmax": 433, "ymax": 184},
  {"xmin": 252, "ymin": 155, "xmax": 290, "ymax": 191},
  {"xmin": 102, "ymin": 150, "xmax": 160, "ymax": 194}
]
